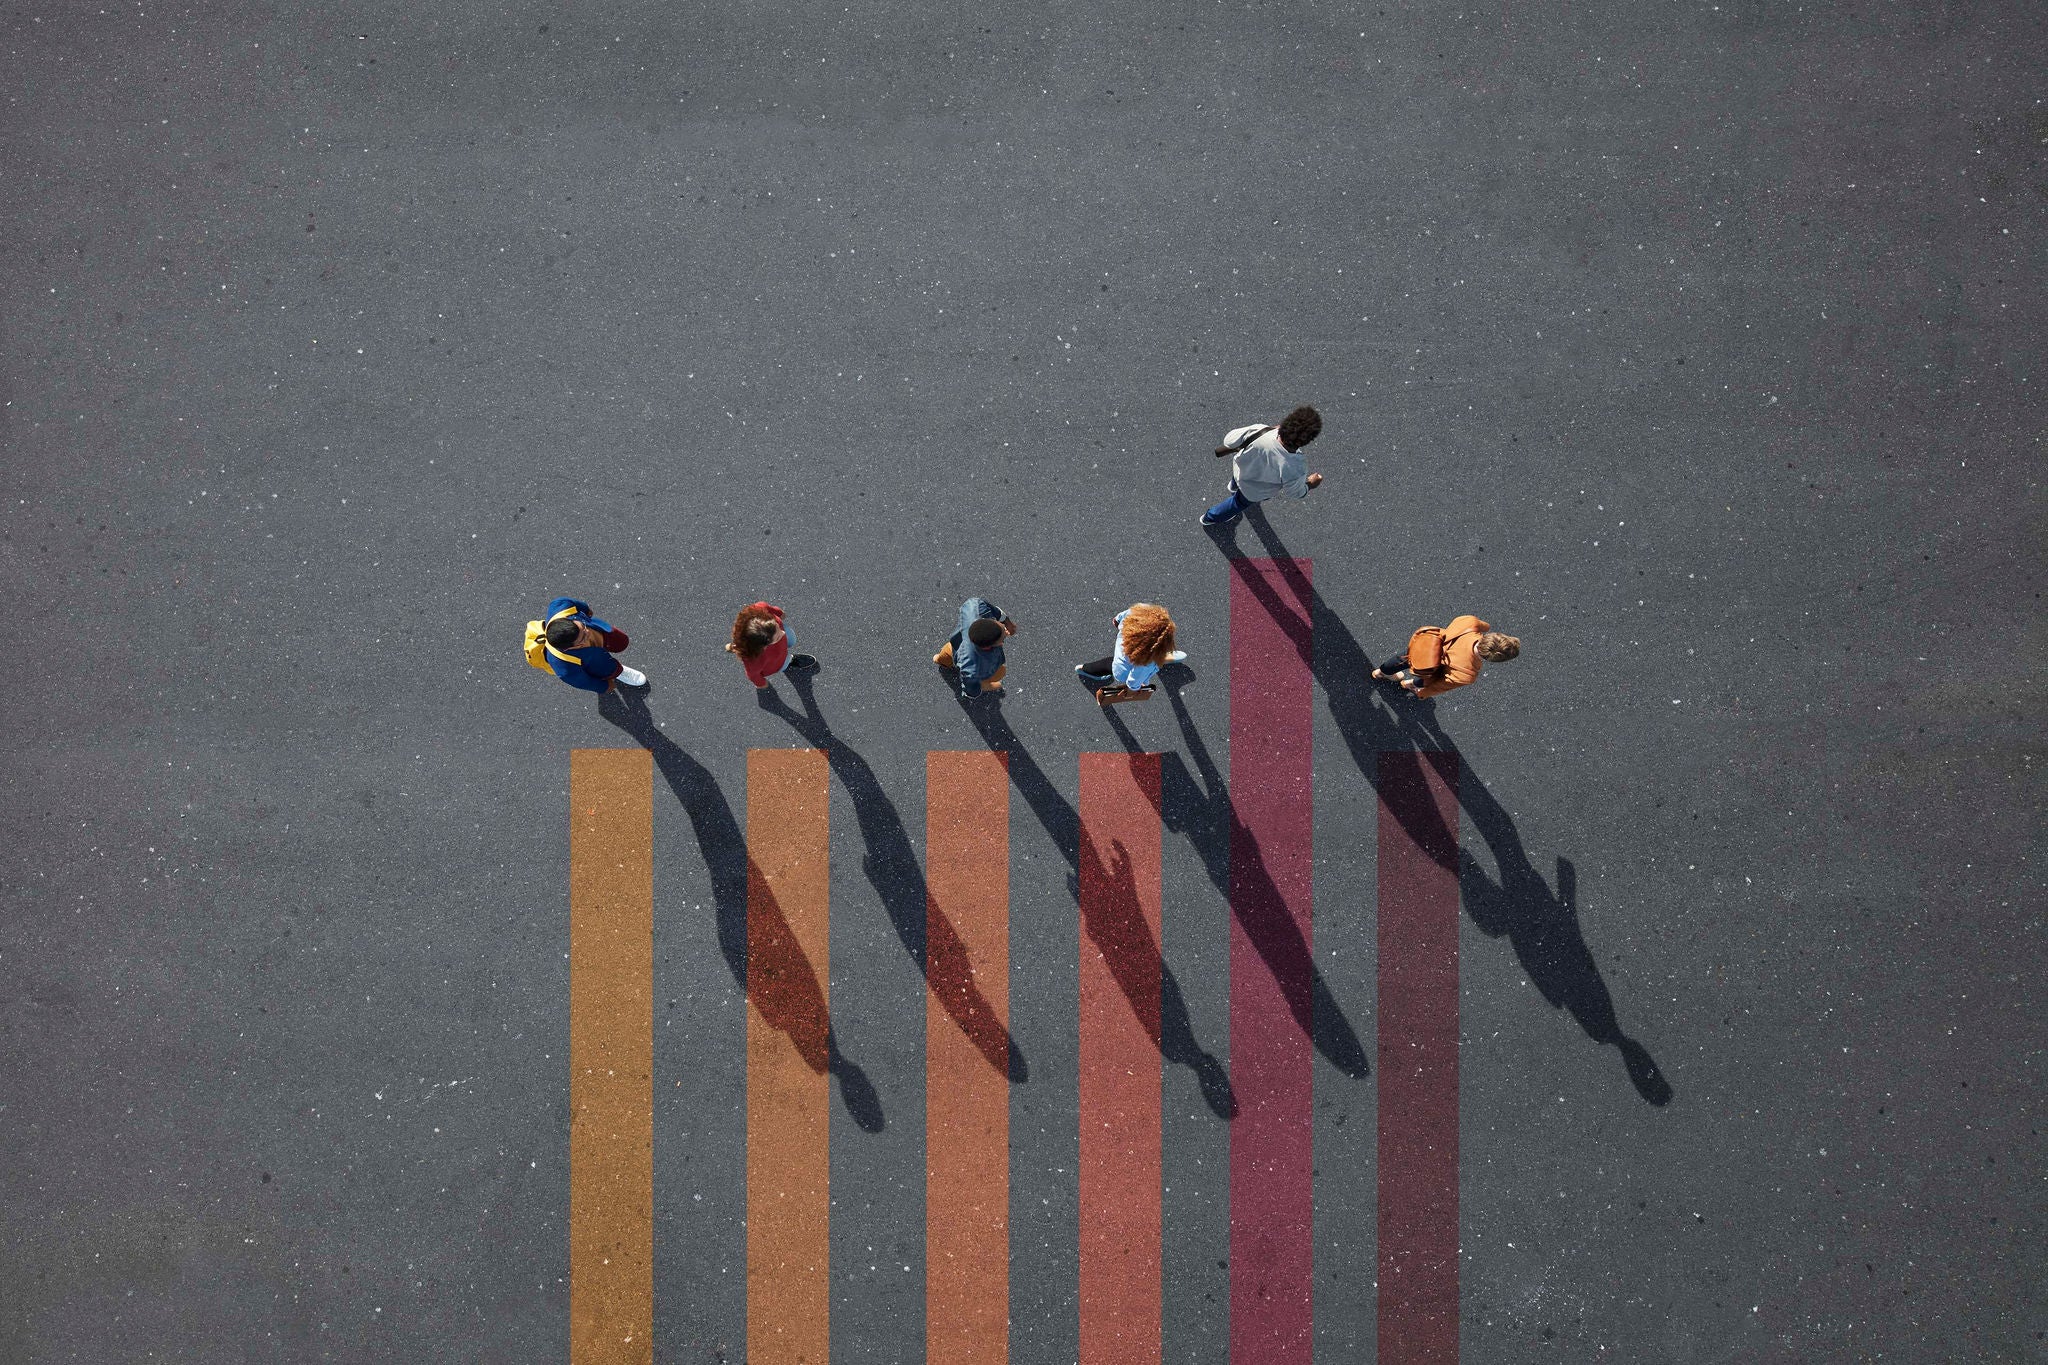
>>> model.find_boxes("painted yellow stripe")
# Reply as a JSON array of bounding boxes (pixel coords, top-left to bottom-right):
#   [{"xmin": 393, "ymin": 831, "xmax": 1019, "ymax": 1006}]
[
  {"xmin": 747, "ymin": 748, "xmax": 833, "ymax": 1365},
  {"xmin": 569, "ymin": 749, "xmax": 655, "ymax": 1365},
  {"xmin": 926, "ymin": 751, "xmax": 1011, "ymax": 1362}
]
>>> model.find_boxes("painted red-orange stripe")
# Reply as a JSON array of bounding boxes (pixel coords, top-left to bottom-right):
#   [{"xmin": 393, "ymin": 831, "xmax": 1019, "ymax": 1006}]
[
  {"xmin": 748, "ymin": 748, "xmax": 833, "ymax": 1365},
  {"xmin": 926, "ymin": 751, "xmax": 1011, "ymax": 1362},
  {"xmin": 1077, "ymin": 752, "xmax": 1163, "ymax": 1365},
  {"xmin": 1377, "ymin": 750, "xmax": 1461, "ymax": 1365},
  {"xmin": 569, "ymin": 749, "xmax": 655, "ymax": 1365}
]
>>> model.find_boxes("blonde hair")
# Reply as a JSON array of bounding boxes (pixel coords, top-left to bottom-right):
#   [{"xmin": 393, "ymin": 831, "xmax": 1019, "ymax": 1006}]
[
  {"xmin": 1119, "ymin": 603, "xmax": 1177, "ymax": 667},
  {"xmin": 1474, "ymin": 632, "xmax": 1520, "ymax": 662}
]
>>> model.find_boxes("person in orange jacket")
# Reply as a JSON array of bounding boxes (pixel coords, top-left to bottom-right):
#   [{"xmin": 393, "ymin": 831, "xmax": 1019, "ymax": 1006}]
[{"xmin": 1372, "ymin": 615, "xmax": 1520, "ymax": 699}]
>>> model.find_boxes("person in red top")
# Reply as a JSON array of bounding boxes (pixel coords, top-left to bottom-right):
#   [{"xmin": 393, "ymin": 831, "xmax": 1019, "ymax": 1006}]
[
  {"xmin": 1372, "ymin": 614, "xmax": 1520, "ymax": 699},
  {"xmin": 725, "ymin": 602, "xmax": 820, "ymax": 689}
]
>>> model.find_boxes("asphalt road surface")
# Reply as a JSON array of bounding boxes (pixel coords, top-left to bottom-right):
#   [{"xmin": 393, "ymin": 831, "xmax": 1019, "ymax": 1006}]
[{"xmin": 3, "ymin": 2, "xmax": 2042, "ymax": 1362}]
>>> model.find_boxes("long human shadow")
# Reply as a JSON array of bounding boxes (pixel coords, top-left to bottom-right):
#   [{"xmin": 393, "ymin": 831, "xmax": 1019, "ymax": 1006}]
[
  {"xmin": 757, "ymin": 670, "xmax": 1027, "ymax": 1084},
  {"xmin": 1100, "ymin": 693, "xmax": 1372, "ymax": 1081},
  {"xmin": 597, "ymin": 687, "xmax": 885, "ymax": 1131},
  {"xmin": 1216, "ymin": 511, "xmax": 1673, "ymax": 1107},
  {"xmin": 956, "ymin": 695, "xmax": 1238, "ymax": 1119}
]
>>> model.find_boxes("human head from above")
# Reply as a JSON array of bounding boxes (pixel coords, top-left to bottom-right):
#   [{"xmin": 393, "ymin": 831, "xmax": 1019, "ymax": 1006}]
[
  {"xmin": 1277, "ymin": 404, "xmax": 1322, "ymax": 452},
  {"xmin": 729, "ymin": 605, "xmax": 784, "ymax": 658},
  {"xmin": 966, "ymin": 617, "xmax": 1006, "ymax": 650},
  {"xmin": 546, "ymin": 616, "xmax": 603, "ymax": 650},
  {"xmin": 1119, "ymin": 602, "xmax": 1177, "ymax": 667},
  {"xmin": 1474, "ymin": 632, "xmax": 1521, "ymax": 662}
]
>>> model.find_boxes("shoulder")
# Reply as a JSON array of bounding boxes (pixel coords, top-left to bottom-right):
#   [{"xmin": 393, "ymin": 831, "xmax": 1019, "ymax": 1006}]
[{"xmin": 1447, "ymin": 614, "xmax": 1485, "ymax": 634}]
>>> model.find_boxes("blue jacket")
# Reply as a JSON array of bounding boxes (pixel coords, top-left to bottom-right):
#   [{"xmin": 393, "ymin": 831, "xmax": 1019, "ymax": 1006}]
[{"xmin": 542, "ymin": 597, "xmax": 622, "ymax": 693}]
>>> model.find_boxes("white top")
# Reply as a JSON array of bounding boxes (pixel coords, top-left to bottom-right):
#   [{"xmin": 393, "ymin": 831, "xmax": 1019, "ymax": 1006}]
[{"xmin": 1224, "ymin": 423, "xmax": 1311, "ymax": 502}]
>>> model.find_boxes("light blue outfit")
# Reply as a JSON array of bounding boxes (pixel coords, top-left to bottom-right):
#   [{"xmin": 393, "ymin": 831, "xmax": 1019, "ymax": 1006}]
[{"xmin": 1110, "ymin": 609, "xmax": 1161, "ymax": 690}]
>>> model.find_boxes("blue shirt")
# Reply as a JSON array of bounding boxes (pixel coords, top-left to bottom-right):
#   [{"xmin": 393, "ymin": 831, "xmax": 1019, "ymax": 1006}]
[
  {"xmin": 542, "ymin": 597, "xmax": 622, "ymax": 693},
  {"xmin": 1110, "ymin": 609, "xmax": 1159, "ymax": 690},
  {"xmin": 948, "ymin": 597, "xmax": 1008, "ymax": 697}
]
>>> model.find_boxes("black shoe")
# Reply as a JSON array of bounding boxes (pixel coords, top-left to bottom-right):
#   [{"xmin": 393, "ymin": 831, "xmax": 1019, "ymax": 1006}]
[{"xmin": 787, "ymin": 653, "xmax": 819, "ymax": 672}]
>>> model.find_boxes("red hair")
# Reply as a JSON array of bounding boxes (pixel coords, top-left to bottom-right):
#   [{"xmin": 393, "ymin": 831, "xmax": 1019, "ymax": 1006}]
[
  {"xmin": 1119, "ymin": 603, "xmax": 1177, "ymax": 667},
  {"xmin": 729, "ymin": 604, "xmax": 781, "ymax": 659}
]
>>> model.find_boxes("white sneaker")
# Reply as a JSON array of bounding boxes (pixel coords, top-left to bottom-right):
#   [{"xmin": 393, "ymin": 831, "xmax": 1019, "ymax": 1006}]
[
  {"xmin": 616, "ymin": 666, "xmax": 648, "ymax": 688},
  {"xmin": 1166, "ymin": 650, "xmax": 1188, "ymax": 663}
]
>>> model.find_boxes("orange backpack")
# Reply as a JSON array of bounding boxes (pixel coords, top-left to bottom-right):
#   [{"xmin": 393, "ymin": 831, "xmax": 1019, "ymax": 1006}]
[{"xmin": 1406, "ymin": 622, "xmax": 1479, "ymax": 674}]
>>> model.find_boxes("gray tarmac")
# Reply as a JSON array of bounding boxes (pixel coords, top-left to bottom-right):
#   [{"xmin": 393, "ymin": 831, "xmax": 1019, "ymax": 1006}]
[{"xmin": 2, "ymin": 1, "xmax": 2042, "ymax": 1361}]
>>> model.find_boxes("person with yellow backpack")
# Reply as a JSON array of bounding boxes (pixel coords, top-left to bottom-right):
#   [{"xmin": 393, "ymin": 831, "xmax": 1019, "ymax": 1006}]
[
  {"xmin": 524, "ymin": 597, "xmax": 649, "ymax": 695},
  {"xmin": 1372, "ymin": 614, "xmax": 1519, "ymax": 700}
]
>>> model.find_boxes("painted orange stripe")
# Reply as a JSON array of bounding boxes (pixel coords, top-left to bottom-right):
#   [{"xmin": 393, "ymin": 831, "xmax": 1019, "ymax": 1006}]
[
  {"xmin": 569, "ymin": 749, "xmax": 655, "ymax": 1365},
  {"xmin": 926, "ymin": 751, "xmax": 1011, "ymax": 1363},
  {"xmin": 747, "ymin": 748, "xmax": 833, "ymax": 1365},
  {"xmin": 1077, "ymin": 752, "xmax": 1163, "ymax": 1365}
]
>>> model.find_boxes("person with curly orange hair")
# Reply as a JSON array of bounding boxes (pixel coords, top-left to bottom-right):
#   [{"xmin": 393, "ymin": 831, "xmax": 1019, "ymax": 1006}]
[
  {"xmin": 724, "ymin": 601, "xmax": 819, "ymax": 690},
  {"xmin": 1075, "ymin": 602, "xmax": 1186, "ymax": 705}
]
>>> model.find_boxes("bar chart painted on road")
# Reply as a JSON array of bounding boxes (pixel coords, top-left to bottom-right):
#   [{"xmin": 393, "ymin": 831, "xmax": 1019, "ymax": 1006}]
[
  {"xmin": 569, "ymin": 748, "xmax": 655, "ymax": 1365},
  {"xmin": 1377, "ymin": 750, "xmax": 1462, "ymax": 1365},
  {"xmin": 1078, "ymin": 752, "xmax": 1165, "ymax": 1365},
  {"xmin": 748, "ymin": 749, "xmax": 833, "ymax": 1365},
  {"xmin": 926, "ymin": 751, "xmax": 1012, "ymax": 1364},
  {"xmin": 1227, "ymin": 557, "xmax": 1318, "ymax": 1364},
  {"xmin": 565, "ymin": 561, "xmax": 1476, "ymax": 1365}
]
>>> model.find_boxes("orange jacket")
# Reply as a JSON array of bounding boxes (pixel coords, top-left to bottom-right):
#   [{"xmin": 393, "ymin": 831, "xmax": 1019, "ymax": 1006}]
[{"xmin": 1414, "ymin": 615, "xmax": 1489, "ymax": 699}]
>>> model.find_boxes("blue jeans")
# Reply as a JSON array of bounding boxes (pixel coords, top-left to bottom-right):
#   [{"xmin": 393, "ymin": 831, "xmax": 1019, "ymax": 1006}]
[{"xmin": 1204, "ymin": 480, "xmax": 1256, "ymax": 523}]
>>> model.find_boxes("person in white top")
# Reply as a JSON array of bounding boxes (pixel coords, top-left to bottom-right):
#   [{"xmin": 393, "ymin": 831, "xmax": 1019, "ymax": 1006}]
[{"xmin": 1200, "ymin": 405, "xmax": 1326, "ymax": 526}]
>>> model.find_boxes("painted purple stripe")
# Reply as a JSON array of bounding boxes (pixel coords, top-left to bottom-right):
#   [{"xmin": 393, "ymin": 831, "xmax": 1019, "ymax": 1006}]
[
  {"xmin": 1228, "ymin": 557, "xmax": 1316, "ymax": 1364},
  {"xmin": 1376, "ymin": 750, "xmax": 1461, "ymax": 1365}
]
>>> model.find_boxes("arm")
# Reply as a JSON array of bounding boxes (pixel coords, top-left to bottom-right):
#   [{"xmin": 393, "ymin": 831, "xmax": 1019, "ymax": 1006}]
[
  {"xmin": 560, "ymin": 654, "xmax": 618, "ymax": 694},
  {"xmin": 1414, "ymin": 666, "xmax": 1476, "ymax": 700}
]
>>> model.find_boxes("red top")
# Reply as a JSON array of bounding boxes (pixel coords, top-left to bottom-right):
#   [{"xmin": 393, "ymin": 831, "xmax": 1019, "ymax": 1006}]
[{"xmin": 739, "ymin": 602, "xmax": 788, "ymax": 686}]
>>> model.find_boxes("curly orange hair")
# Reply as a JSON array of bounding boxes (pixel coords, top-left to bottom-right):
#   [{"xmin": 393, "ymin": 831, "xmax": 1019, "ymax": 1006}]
[
  {"xmin": 729, "ymin": 604, "xmax": 782, "ymax": 659},
  {"xmin": 1119, "ymin": 603, "xmax": 1177, "ymax": 668}
]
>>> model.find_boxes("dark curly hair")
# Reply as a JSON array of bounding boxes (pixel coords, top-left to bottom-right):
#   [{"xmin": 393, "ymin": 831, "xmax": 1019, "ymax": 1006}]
[{"xmin": 1277, "ymin": 405, "xmax": 1322, "ymax": 452}]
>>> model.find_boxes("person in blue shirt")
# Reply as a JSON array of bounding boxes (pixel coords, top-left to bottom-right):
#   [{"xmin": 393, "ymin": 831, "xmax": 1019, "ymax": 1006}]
[
  {"xmin": 539, "ymin": 597, "xmax": 650, "ymax": 694},
  {"xmin": 933, "ymin": 597, "xmax": 1017, "ymax": 698}
]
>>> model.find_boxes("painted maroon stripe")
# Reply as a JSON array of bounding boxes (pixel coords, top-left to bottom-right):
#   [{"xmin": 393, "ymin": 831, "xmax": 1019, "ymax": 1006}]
[
  {"xmin": 1227, "ymin": 557, "xmax": 1316, "ymax": 1363},
  {"xmin": 1376, "ymin": 750, "xmax": 1461, "ymax": 1365},
  {"xmin": 1078, "ymin": 752, "xmax": 1164, "ymax": 1365}
]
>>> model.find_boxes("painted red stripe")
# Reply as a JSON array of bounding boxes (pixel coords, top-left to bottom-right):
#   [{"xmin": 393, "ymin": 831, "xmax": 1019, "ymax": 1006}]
[
  {"xmin": 1376, "ymin": 750, "xmax": 1461, "ymax": 1365},
  {"xmin": 1227, "ymin": 557, "xmax": 1316, "ymax": 1363},
  {"xmin": 1077, "ymin": 752, "xmax": 1164, "ymax": 1365}
]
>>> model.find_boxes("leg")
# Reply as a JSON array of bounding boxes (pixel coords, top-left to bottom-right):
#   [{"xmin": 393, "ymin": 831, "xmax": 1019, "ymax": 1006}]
[
  {"xmin": 1202, "ymin": 481, "xmax": 1252, "ymax": 525},
  {"xmin": 1076, "ymin": 656, "xmax": 1115, "ymax": 681},
  {"xmin": 1372, "ymin": 653, "xmax": 1409, "ymax": 681}
]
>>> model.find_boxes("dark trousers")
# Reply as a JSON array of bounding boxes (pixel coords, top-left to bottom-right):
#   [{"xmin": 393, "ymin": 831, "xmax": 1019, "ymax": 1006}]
[{"xmin": 1079, "ymin": 656, "xmax": 1115, "ymax": 680}]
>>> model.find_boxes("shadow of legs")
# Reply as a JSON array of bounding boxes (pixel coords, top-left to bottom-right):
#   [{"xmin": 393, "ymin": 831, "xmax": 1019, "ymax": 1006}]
[
  {"xmin": 959, "ymin": 695, "xmax": 1237, "ymax": 1119},
  {"xmin": 761, "ymin": 673, "xmax": 1029, "ymax": 1083},
  {"xmin": 599, "ymin": 688, "xmax": 885, "ymax": 1131},
  {"xmin": 1228, "ymin": 518, "xmax": 1674, "ymax": 1107},
  {"xmin": 1159, "ymin": 683, "xmax": 1371, "ymax": 1079}
]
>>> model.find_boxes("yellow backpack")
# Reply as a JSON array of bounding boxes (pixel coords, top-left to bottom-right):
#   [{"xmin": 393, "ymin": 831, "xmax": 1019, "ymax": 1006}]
[{"xmin": 523, "ymin": 606, "xmax": 580, "ymax": 672}]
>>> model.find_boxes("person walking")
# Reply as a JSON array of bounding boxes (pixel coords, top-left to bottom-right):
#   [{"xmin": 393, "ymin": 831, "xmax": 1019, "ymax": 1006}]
[
  {"xmin": 1200, "ymin": 404, "xmax": 1326, "ymax": 527},
  {"xmin": 933, "ymin": 597, "xmax": 1018, "ymax": 698},
  {"xmin": 726, "ymin": 601, "xmax": 819, "ymax": 690},
  {"xmin": 1075, "ymin": 602, "xmax": 1186, "ymax": 706},
  {"xmin": 526, "ymin": 596, "xmax": 649, "ymax": 694},
  {"xmin": 1372, "ymin": 615, "xmax": 1520, "ymax": 699}
]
